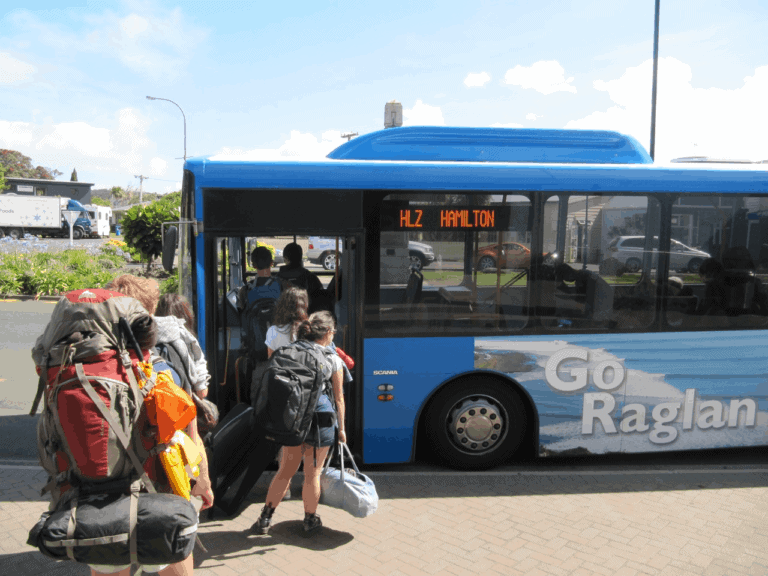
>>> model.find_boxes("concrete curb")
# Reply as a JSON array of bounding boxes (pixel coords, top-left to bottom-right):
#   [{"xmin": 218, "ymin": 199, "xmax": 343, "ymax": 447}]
[{"xmin": 0, "ymin": 294, "xmax": 61, "ymax": 301}]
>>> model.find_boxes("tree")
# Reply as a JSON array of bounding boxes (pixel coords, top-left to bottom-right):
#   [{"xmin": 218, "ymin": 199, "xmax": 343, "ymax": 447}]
[
  {"xmin": 0, "ymin": 149, "xmax": 62, "ymax": 179},
  {"xmin": 121, "ymin": 194, "xmax": 181, "ymax": 271},
  {"xmin": 90, "ymin": 196, "xmax": 110, "ymax": 207},
  {"xmin": 0, "ymin": 164, "xmax": 6, "ymax": 191},
  {"xmin": 70, "ymin": 168, "xmax": 78, "ymax": 182},
  {"xmin": 110, "ymin": 186, "xmax": 126, "ymax": 203}
]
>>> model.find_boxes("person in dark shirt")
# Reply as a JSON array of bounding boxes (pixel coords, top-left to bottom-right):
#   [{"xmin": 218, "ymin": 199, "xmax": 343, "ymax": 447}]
[{"xmin": 277, "ymin": 243, "xmax": 328, "ymax": 312}]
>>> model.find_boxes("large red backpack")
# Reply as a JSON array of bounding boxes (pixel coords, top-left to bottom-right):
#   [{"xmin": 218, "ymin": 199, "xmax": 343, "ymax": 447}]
[{"xmin": 30, "ymin": 289, "xmax": 162, "ymax": 506}]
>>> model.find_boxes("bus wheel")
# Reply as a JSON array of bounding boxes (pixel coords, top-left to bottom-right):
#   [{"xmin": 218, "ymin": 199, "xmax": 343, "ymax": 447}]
[{"xmin": 425, "ymin": 379, "xmax": 527, "ymax": 470}]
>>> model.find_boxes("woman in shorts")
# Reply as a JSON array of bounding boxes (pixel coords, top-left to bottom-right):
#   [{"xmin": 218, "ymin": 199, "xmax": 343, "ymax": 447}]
[{"xmin": 253, "ymin": 310, "xmax": 346, "ymax": 535}]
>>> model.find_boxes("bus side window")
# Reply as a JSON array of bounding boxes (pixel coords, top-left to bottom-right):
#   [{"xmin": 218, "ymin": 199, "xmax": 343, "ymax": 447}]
[{"xmin": 545, "ymin": 194, "xmax": 660, "ymax": 332}]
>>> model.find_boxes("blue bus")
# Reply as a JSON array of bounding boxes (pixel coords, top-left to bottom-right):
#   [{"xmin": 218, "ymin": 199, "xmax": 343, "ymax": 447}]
[{"xmin": 177, "ymin": 126, "xmax": 768, "ymax": 470}]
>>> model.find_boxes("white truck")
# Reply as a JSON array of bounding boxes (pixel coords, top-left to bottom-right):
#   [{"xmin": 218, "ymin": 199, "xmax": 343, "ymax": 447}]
[
  {"xmin": 84, "ymin": 204, "xmax": 113, "ymax": 238},
  {"xmin": 0, "ymin": 194, "xmax": 93, "ymax": 240}
]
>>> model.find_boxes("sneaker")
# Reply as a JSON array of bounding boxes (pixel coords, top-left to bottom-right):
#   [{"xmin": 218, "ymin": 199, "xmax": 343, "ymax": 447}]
[
  {"xmin": 303, "ymin": 513, "xmax": 322, "ymax": 533},
  {"xmin": 252, "ymin": 505, "xmax": 274, "ymax": 535}
]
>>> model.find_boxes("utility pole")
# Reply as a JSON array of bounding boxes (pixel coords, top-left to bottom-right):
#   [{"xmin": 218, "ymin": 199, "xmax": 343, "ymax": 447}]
[
  {"xmin": 134, "ymin": 175, "xmax": 149, "ymax": 203},
  {"xmin": 650, "ymin": 0, "xmax": 661, "ymax": 161},
  {"xmin": 341, "ymin": 132, "xmax": 358, "ymax": 141}
]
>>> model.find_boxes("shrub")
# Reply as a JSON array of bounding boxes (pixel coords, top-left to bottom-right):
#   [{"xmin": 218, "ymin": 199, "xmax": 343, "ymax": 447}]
[
  {"xmin": 121, "ymin": 195, "xmax": 180, "ymax": 271},
  {"xmin": 160, "ymin": 271, "xmax": 180, "ymax": 295}
]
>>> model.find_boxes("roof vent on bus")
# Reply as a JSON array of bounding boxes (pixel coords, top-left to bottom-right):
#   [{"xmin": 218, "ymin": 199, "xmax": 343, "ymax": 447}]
[
  {"xmin": 327, "ymin": 126, "xmax": 652, "ymax": 164},
  {"xmin": 670, "ymin": 156, "xmax": 758, "ymax": 164},
  {"xmin": 384, "ymin": 101, "xmax": 403, "ymax": 129}
]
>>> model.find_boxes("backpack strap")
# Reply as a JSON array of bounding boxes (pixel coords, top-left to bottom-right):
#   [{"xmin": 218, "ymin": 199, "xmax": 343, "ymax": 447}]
[
  {"xmin": 128, "ymin": 480, "xmax": 140, "ymax": 567},
  {"xmin": 30, "ymin": 352, "xmax": 51, "ymax": 417},
  {"xmin": 74, "ymin": 364, "xmax": 157, "ymax": 495},
  {"xmin": 65, "ymin": 494, "xmax": 78, "ymax": 561}
]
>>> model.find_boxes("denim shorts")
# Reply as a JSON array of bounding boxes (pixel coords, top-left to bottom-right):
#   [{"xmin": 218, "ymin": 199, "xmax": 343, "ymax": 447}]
[{"xmin": 304, "ymin": 394, "xmax": 337, "ymax": 448}]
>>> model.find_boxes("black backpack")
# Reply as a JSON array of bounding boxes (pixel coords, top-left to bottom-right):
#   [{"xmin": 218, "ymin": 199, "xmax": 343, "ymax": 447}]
[
  {"xmin": 251, "ymin": 341, "xmax": 330, "ymax": 446},
  {"xmin": 242, "ymin": 293, "xmax": 278, "ymax": 363}
]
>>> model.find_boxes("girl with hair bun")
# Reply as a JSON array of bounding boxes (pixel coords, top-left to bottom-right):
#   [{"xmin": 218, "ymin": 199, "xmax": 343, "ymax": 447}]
[{"xmin": 254, "ymin": 310, "xmax": 346, "ymax": 536}]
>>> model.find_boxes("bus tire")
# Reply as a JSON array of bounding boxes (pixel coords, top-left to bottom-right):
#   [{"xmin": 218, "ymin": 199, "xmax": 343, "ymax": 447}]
[{"xmin": 424, "ymin": 378, "xmax": 528, "ymax": 470}]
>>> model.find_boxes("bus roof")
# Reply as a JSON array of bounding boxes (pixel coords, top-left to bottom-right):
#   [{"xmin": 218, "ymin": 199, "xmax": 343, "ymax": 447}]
[
  {"xmin": 187, "ymin": 128, "xmax": 768, "ymax": 194},
  {"xmin": 326, "ymin": 127, "xmax": 652, "ymax": 164}
]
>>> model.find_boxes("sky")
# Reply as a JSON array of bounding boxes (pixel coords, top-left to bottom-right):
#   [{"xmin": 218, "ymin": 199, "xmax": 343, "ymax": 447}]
[{"xmin": 1, "ymin": 0, "xmax": 768, "ymax": 194}]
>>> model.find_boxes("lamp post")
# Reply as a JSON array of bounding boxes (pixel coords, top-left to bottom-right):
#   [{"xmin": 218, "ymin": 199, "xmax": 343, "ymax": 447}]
[{"xmin": 146, "ymin": 96, "xmax": 187, "ymax": 161}]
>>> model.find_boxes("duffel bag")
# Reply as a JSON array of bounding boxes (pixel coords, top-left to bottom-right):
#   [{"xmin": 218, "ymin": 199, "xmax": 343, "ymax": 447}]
[
  {"xmin": 28, "ymin": 490, "xmax": 197, "ymax": 566},
  {"xmin": 320, "ymin": 442, "xmax": 378, "ymax": 518}
]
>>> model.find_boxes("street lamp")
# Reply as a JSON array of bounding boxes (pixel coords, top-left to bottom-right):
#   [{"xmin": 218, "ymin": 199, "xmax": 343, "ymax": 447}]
[{"xmin": 146, "ymin": 96, "xmax": 187, "ymax": 161}]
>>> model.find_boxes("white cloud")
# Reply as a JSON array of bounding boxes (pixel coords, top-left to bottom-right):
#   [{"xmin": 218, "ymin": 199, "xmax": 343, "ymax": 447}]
[
  {"xmin": 526, "ymin": 113, "xmax": 542, "ymax": 121},
  {"xmin": 39, "ymin": 122, "xmax": 112, "ymax": 156},
  {"xmin": 565, "ymin": 57, "xmax": 768, "ymax": 162},
  {"xmin": 491, "ymin": 122, "xmax": 524, "ymax": 128},
  {"xmin": 0, "ymin": 53, "xmax": 37, "ymax": 85},
  {"xmin": 0, "ymin": 108, "xmax": 153, "ymax": 176},
  {"xmin": 504, "ymin": 60, "xmax": 577, "ymax": 95},
  {"xmin": 150, "ymin": 157, "xmax": 168, "ymax": 176},
  {"xmin": 402, "ymin": 100, "xmax": 445, "ymax": 126},
  {"xmin": 85, "ymin": 8, "xmax": 207, "ymax": 81},
  {"xmin": 7, "ymin": 7, "xmax": 206, "ymax": 82},
  {"xmin": 464, "ymin": 72, "xmax": 491, "ymax": 88},
  {"xmin": 211, "ymin": 130, "xmax": 345, "ymax": 161}
]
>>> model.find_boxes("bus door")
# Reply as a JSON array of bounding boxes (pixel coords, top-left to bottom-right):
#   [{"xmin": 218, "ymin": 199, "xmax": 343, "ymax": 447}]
[{"xmin": 320, "ymin": 234, "xmax": 363, "ymax": 457}]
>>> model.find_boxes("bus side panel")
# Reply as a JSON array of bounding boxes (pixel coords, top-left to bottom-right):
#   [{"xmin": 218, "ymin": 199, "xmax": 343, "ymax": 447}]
[
  {"xmin": 363, "ymin": 337, "xmax": 474, "ymax": 464},
  {"xmin": 475, "ymin": 331, "xmax": 768, "ymax": 456}
]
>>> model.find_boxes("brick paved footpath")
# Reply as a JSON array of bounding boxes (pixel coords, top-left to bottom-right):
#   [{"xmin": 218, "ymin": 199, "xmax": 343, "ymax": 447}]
[{"xmin": 2, "ymin": 464, "xmax": 768, "ymax": 576}]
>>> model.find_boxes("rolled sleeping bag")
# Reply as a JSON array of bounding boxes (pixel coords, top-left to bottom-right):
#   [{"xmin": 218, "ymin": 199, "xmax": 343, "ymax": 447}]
[{"xmin": 28, "ymin": 491, "xmax": 197, "ymax": 566}]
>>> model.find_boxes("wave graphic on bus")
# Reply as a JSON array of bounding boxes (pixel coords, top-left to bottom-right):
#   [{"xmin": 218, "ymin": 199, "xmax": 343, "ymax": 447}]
[{"xmin": 475, "ymin": 332, "xmax": 768, "ymax": 456}]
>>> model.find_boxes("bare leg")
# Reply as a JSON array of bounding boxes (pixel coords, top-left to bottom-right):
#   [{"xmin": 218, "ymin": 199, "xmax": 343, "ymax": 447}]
[
  {"xmin": 157, "ymin": 554, "xmax": 194, "ymax": 576},
  {"xmin": 91, "ymin": 569, "xmax": 130, "ymax": 576},
  {"xmin": 264, "ymin": 445, "xmax": 302, "ymax": 509},
  {"xmin": 301, "ymin": 445, "xmax": 331, "ymax": 515}
]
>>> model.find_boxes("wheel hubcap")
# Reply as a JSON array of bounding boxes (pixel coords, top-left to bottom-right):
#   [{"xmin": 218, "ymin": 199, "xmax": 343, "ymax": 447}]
[{"xmin": 448, "ymin": 396, "xmax": 507, "ymax": 453}]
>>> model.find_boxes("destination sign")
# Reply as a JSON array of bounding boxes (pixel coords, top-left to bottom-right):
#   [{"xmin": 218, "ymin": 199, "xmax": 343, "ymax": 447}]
[{"xmin": 381, "ymin": 205, "xmax": 511, "ymax": 231}]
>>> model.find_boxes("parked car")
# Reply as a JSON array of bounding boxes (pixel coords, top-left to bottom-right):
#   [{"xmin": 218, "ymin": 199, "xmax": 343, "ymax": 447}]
[
  {"xmin": 307, "ymin": 236, "xmax": 435, "ymax": 270},
  {"xmin": 607, "ymin": 236, "xmax": 710, "ymax": 273},
  {"xmin": 474, "ymin": 242, "xmax": 532, "ymax": 272}
]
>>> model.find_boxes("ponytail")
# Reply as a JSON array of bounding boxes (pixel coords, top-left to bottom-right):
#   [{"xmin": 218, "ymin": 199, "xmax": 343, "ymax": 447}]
[{"xmin": 297, "ymin": 311, "xmax": 335, "ymax": 342}]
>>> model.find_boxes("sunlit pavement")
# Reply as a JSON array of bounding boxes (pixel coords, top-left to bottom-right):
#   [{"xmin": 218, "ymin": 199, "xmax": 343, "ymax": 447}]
[{"xmin": 3, "ymin": 463, "xmax": 768, "ymax": 576}]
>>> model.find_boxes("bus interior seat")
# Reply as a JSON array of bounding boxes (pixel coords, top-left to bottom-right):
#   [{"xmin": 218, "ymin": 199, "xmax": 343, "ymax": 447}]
[
  {"xmin": 722, "ymin": 269, "xmax": 756, "ymax": 315},
  {"xmin": 401, "ymin": 267, "xmax": 424, "ymax": 304},
  {"xmin": 584, "ymin": 272, "xmax": 614, "ymax": 322}
]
